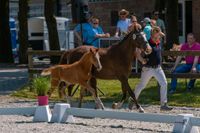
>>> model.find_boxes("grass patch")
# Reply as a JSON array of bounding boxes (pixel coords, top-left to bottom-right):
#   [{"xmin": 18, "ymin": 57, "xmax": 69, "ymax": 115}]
[{"xmin": 11, "ymin": 77, "xmax": 200, "ymax": 107}]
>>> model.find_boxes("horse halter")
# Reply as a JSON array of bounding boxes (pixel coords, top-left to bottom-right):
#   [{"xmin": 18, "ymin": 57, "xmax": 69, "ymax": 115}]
[
  {"xmin": 132, "ymin": 34, "xmax": 137, "ymax": 40},
  {"xmin": 132, "ymin": 31, "xmax": 147, "ymax": 41},
  {"xmin": 132, "ymin": 31, "xmax": 152, "ymax": 55}
]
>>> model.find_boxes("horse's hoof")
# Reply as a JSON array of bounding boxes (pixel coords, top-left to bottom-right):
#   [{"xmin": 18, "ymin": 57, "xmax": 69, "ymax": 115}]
[
  {"xmin": 138, "ymin": 107, "xmax": 144, "ymax": 113},
  {"xmin": 112, "ymin": 103, "xmax": 118, "ymax": 109}
]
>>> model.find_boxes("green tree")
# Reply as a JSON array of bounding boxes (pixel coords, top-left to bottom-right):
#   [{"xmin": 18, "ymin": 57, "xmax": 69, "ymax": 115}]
[
  {"xmin": 0, "ymin": 0, "xmax": 14, "ymax": 63},
  {"xmin": 18, "ymin": 0, "xmax": 29, "ymax": 64},
  {"xmin": 44, "ymin": 0, "xmax": 60, "ymax": 63},
  {"xmin": 154, "ymin": 0, "xmax": 166, "ymax": 20}
]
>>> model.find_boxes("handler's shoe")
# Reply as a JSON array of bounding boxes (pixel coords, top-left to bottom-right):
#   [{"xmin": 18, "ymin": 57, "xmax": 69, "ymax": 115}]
[
  {"xmin": 160, "ymin": 103, "xmax": 173, "ymax": 111},
  {"xmin": 168, "ymin": 89, "xmax": 175, "ymax": 94}
]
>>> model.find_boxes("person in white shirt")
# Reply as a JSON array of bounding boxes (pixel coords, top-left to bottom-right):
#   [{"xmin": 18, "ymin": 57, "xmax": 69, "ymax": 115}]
[{"xmin": 115, "ymin": 9, "xmax": 131, "ymax": 37}]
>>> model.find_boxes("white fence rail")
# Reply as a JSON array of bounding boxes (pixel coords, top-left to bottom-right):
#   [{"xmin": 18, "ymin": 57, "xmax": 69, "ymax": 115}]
[
  {"xmin": 66, "ymin": 107, "xmax": 177, "ymax": 123},
  {"xmin": 0, "ymin": 107, "xmax": 36, "ymax": 116},
  {"xmin": 0, "ymin": 104, "xmax": 200, "ymax": 132}
]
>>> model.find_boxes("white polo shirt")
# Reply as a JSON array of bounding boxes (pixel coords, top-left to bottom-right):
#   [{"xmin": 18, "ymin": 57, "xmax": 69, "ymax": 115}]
[{"xmin": 117, "ymin": 18, "xmax": 131, "ymax": 33}]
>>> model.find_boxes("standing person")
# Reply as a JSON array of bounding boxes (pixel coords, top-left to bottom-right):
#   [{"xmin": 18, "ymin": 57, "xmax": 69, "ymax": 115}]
[
  {"xmin": 142, "ymin": 17, "xmax": 152, "ymax": 40},
  {"xmin": 152, "ymin": 11, "xmax": 166, "ymax": 48},
  {"xmin": 115, "ymin": 9, "xmax": 131, "ymax": 37},
  {"xmin": 74, "ymin": 13, "xmax": 93, "ymax": 46},
  {"xmin": 169, "ymin": 33, "xmax": 200, "ymax": 94},
  {"xmin": 132, "ymin": 26, "xmax": 173, "ymax": 111},
  {"xmin": 151, "ymin": 19, "xmax": 157, "ymax": 27},
  {"xmin": 89, "ymin": 18, "xmax": 110, "ymax": 47},
  {"xmin": 127, "ymin": 16, "xmax": 145, "ymax": 65},
  {"xmin": 128, "ymin": 14, "xmax": 142, "ymax": 31}
]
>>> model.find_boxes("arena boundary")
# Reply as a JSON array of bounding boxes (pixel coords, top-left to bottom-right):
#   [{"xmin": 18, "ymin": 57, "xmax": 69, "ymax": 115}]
[{"xmin": 0, "ymin": 104, "xmax": 200, "ymax": 132}]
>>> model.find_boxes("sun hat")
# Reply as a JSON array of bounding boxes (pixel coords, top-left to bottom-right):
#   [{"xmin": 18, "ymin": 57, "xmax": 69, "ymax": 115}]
[
  {"xmin": 119, "ymin": 9, "xmax": 129, "ymax": 16},
  {"xmin": 143, "ymin": 17, "xmax": 151, "ymax": 24}
]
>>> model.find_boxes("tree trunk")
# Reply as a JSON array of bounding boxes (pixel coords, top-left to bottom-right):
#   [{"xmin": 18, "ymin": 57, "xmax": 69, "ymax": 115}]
[
  {"xmin": 44, "ymin": 0, "xmax": 60, "ymax": 63},
  {"xmin": 155, "ymin": 0, "xmax": 166, "ymax": 13},
  {"xmin": 0, "ymin": 0, "xmax": 14, "ymax": 63},
  {"xmin": 165, "ymin": 0, "xmax": 179, "ymax": 49},
  {"xmin": 18, "ymin": 0, "xmax": 29, "ymax": 64},
  {"xmin": 154, "ymin": 0, "xmax": 166, "ymax": 20}
]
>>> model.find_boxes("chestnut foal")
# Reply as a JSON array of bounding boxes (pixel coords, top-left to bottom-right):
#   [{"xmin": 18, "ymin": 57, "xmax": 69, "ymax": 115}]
[{"xmin": 41, "ymin": 48, "xmax": 104, "ymax": 109}]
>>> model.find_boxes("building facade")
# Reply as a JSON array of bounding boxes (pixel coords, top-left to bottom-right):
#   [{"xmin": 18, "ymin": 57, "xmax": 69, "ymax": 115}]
[
  {"xmin": 89, "ymin": 0, "xmax": 200, "ymax": 43},
  {"xmin": 9, "ymin": 0, "xmax": 200, "ymax": 43}
]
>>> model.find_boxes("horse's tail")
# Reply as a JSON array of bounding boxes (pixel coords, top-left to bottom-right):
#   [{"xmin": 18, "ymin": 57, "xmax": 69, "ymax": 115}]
[
  {"xmin": 41, "ymin": 68, "xmax": 52, "ymax": 76},
  {"xmin": 59, "ymin": 50, "xmax": 72, "ymax": 64}
]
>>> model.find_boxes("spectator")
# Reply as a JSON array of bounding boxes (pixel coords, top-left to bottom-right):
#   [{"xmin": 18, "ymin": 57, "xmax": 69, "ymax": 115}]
[
  {"xmin": 169, "ymin": 33, "xmax": 200, "ymax": 94},
  {"xmin": 115, "ymin": 9, "xmax": 131, "ymax": 37},
  {"xmin": 152, "ymin": 11, "xmax": 166, "ymax": 34},
  {"xmin": 151, "ymin": 19, "xmax": 157, "ymax": 27},
  {"xmin": 127, "ymin": 17, "xmax": 145, "ymax": 64},
  {"xmin": 133, "ymin": 26, "xmax": 172, "ymax": 111},
  {"xmin": 152, "ymin": 11, "xmax": 166, "ymax": 48},
  {"xmin": 128, "ymin": 17, "xmax": 145, "ymax": 70},
  {"xmin": 142, "ymin": 17, "xmax": 152, "ymax": 40},
  {"xmin": 89, "ymin": 18, "xmax": 110, "ymax": 47},
  {"xmin": 74, "ymin": 13, "xmax": 93, "ymax": 46},
  {"xmin": 128, "ymin": 14, "xmax": 139, "ymax": 31}
]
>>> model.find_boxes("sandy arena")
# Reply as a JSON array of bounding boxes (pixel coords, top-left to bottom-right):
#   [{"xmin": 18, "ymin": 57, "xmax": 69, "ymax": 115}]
[{"xmin": 0, "ymin": 95, "xmax": 200, "ymax": 133}]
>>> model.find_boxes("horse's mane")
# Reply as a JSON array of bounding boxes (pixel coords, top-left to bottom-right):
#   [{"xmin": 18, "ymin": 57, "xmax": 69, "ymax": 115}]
[{"xmin": 118, "ymin": 23, "xmax": 142, "ymax": 45}]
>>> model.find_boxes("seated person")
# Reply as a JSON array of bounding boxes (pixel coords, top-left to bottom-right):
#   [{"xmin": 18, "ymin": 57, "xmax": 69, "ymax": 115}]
[
  {"xmin": 115, "ymin": 9, "xmax": 131, "ymax": 37},
  {"xmin": 90, "ymin": 18, "xmax": 110, "ymax": 47},
  {"xmin": 167, "ymin": 43, "xmax": 182, "ymax": 62},
  {"xmin": 169, "ymin": 33, "xmax": 200, "ymax": 94}
]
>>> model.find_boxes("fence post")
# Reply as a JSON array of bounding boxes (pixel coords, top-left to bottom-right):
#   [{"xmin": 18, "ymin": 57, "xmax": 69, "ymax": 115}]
[
  {"xmin": 51, "ymin": 103, "xmax": 74, "ymax": 123},
  {"xmin": 173, "ymin": 114, "xmax": 199, "ymax": 133},
  {"xmin": 33, "ymin": 105, "xmax": 52, "ymax": 122},
  {"xmin": 28, "ymin": 47, "xmax": 33, "ymax": 69},
  {"xmin": 28, "ymin": 47, "xmax": 34, "ymax": 81}
]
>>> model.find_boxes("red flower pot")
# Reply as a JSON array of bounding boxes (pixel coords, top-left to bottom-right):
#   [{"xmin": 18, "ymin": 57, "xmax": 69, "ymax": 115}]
[{"xmin": 37, "ymin": 96, "xmax": 48, "ymax": 106}]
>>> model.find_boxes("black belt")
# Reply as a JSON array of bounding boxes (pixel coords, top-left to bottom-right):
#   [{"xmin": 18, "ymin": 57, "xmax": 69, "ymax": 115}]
[{"xmin": 144, "ymin": 65, "xmax": 160, "ymax": 68}]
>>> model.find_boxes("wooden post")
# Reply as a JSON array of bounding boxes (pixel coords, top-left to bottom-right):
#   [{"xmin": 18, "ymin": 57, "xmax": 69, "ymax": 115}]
[
  {"xmin": 27, "ymin": 47, "xmax": 34, "ymax": 90},
  {"xmin": 28, "ymin": 47, "xmax": 33, "ymax": 69}
]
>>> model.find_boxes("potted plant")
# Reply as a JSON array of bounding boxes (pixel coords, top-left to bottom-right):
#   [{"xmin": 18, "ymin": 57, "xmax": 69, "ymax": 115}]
[{"xmin": 33, "ymin": 77, "xmax": 50, "ymax": 106}]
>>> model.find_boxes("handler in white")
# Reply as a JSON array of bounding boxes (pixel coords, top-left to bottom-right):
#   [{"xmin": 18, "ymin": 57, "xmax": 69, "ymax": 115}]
[{"xmin": 133, "ymin": 26, "xmax": 172, "ymax": 111}]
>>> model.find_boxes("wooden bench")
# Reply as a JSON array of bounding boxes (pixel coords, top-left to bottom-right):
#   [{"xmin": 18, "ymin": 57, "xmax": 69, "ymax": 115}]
[
  {"xmin": 27, "ymin": 48, "xmax": 64, "ymax": 80},
  {"xmin": 27, "ymin": 49, "xmax": 200, "ymax": 81}
]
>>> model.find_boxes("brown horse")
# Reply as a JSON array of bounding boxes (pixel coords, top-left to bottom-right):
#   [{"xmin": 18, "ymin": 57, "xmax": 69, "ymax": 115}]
[
  {"xmin": 41, "ymin": 48, "xmax": 104, "ymax": 109},
  {"xmin": 59, "ymin": 24, "xmax": 152, "ymax": 112}
]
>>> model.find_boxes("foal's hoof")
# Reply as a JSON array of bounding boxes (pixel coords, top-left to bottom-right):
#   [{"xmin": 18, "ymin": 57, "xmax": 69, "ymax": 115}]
[{"xmin": 128, "ymin": 100, "xmax": 134, "ymax": 110}]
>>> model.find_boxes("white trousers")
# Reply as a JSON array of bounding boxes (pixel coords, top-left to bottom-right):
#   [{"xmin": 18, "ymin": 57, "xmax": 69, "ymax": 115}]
[{"xmin": 134, "ymin": 66, "xmax": 168, "ymax": 105}]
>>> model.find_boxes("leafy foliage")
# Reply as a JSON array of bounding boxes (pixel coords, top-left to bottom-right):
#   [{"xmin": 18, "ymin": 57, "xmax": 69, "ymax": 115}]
[{"xmin": 32, "ymin": 77, "xmax": 50, "ymax": 96}]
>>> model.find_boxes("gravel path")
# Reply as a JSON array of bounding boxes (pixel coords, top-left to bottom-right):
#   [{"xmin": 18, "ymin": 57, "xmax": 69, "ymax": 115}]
[{"xmin": 0, "ymin": 95, "xmax": 200, "ymax": 133}]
